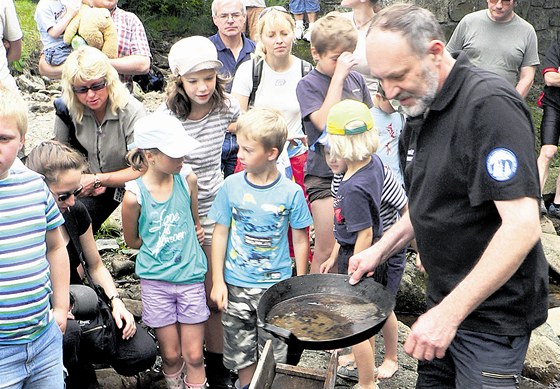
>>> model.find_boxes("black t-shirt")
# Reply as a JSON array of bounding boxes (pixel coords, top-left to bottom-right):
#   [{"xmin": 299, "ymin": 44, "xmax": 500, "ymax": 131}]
[
  {"xmin": 542, "ymin": 42, "xmax": 560, "ymax": 111},
  {"xmin": 63, "ymin": 201, "xmax": 92, "ymax": 284},
  {"xmin": 400, "ymin": 52, "xmax": 548, "ymax": 336}
]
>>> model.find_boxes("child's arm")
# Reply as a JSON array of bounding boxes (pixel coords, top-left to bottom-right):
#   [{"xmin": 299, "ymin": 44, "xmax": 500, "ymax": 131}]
[
  {"xmin": 210, "ymin": 224, "xmax": 230, "ymax": 310},
  {"xmin": 354, "ymin": 227, "xmax": 374, "ymax": 256},
  {"xmin": 121, "ymin": 191, "xmax": 142, "ymax": 249},
  {"xmin": 319, "ymin": 240, "xmax": 340, "ymax": 274},
  {"xmin": 292, "ymin": 228, "xmax": 310, "ymax": 276},
  {"xmin": 309, "ymin": 52, "xmax": 358, "ymax": 131},
  {"xmin": 47, "ymin": 3, "xmax": 80, "ymax": 39},
  {"xmin": 186, "ymin": 172, "xmax": 204, "ymax": 244},
  {"xmin": 46, "ymin": 226, "xmax": 70, "ymax": 333}
]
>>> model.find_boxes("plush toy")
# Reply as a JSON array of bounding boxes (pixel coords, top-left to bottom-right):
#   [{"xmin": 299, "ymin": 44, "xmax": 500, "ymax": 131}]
[{"xmin": 63, "ymin": 0, "xmax": 118, "ymax": 58}]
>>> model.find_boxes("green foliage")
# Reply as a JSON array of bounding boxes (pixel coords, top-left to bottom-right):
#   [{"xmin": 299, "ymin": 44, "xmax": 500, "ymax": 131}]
[
  {"xmin": 12, "ymin": 0, "xmax": 41, "ymax": 74},
  {"xmin": 95, "ymin": 219, "xmax": 122, "ymax": 240}
]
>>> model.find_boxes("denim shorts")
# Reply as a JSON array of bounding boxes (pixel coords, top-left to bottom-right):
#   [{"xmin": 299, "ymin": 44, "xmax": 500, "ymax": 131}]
[
  {"xmin": 44, "ymin": 42, "xmax": 72, "ymax": 66},
  {"xmin": 222, "ymin": 285, "xmax": 287, "ymax": 370},
  {"xmin": 416, "ymin": 329, "xmax": 530, "ymax": 388},
  {"xmin": 289, "ymin": 0, "xmax": 320, "ymax": 15},
  {"xmin": 0, "ymin": 321, "xmax": 64, "ymax": 388},
  {"xmin": 141, "ymin": 279, "xmax": 210, "ymax": 328}
]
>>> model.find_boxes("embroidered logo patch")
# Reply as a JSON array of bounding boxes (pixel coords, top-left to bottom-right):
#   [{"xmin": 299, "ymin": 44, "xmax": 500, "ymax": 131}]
[{"xmin": 486, "ymin": 148, "xmax": 518, "ymax": 181}]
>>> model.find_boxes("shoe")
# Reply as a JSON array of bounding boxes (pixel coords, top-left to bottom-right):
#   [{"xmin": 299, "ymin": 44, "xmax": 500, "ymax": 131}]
[
  {"xmin": 337, "ymin": 361, "xmax": 359, "ymax": 381},
  {"xmin": 295, "ymin": 24, "xmax": 304, "ymax": 40},
  {"xmin": 541, "ymin": 198, "xmax": 547, "ymax": 216},
  {"xmin": 549, "ymin": 203, "xmax": 560, "ymax": 218},
  {"xmin": 302, "ymin": 29, "xmax": 311, "ymax": 42}
]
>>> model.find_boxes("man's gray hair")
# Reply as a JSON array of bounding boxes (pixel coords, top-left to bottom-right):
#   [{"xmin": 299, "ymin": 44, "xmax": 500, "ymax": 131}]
[
  {"xmin": 211, "ymin": 0, "xmax": 246, "ymax": 16},
  {"xmin": 367, "ymin": 4, "xmax": 445, "ymax": 57}
]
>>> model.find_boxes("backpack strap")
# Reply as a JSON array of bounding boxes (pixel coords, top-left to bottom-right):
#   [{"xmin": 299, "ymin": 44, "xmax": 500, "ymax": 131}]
[
  {"xmin": 53, "ymin": 98, "xmax": 88, "ymax": 157},
  {"xmin": 248, "ymin": 58, "xmax": 264, "ymax": 108}
]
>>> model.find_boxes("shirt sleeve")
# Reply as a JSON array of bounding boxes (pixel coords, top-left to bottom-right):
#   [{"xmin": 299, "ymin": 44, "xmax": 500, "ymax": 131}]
[
  {"xmin": 521, "ymin": 26, "xmax": 540, "ymax": 67},
  {"xmin": 122, "ymin": 96, "xmax": 146, "ymax": 146},
  {"xmin": 34, "ymin": 1, "xmax": 58, "ymax": 33},
  {"xmin": 341, "ymin": 185, "xmax": 378, "ymax": 234},
  {"xmin": 4, "ymin": 0, "xmax": 22, "ymax": 41},
  {"xmin": 54, "ymin": 114, "xmax": 70, "ymax": 143},
  {"xmin": 125, "ymin": 12, "xmax": 151, "ymax": 57},
  {"xmin": 124, "ymin": 180, "xmax": 142, "ymax": 205},
  {"xmin": 446, "ymin": 19, "xmax": 466, "ymax": 54},
  {"xmin": 466, "ymin": 94, "xmax": 540, "ymax": 206},
  {"xmin": 542, "ymin": 43, "xmax": 560, "ymax": 73},
  {"xmin": 44, "ymin": 183, "xmax": 64, "ymax": 230},
  {"xmin": 289, "ymin": 186, "xmax": 313, "ymax": 229},
  {"xmin": 381, "ymin": 168, "xmax": 408, "ymax": 211},
  {"xmin": 228, "ymin": 95, "xmax": 241, "ymax": 122},
  {"xmin": 231, "ymin": 60, "xmax": 253, "ymax": 97},
  {"xmin": 207, "ymin": 180, "xmax": 232, "ymax": 227}
]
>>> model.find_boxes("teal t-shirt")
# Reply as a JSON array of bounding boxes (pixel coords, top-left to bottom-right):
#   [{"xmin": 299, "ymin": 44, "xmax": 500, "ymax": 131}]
[
  {"xmin": 208, "ymin": 172, "xmax": 312, "ymax": 289},
  {"xmin": 134, "ymin": 174, "xmax": 207, "ymax": 284}
]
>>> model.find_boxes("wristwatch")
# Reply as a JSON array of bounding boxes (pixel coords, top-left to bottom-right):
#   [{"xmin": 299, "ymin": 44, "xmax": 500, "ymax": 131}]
[
  {"xmin": 109, "ymin": 294, "xmax": 121, "ymax": 303},
  {"xmin": 93, "ymin": 174, "xmax": 102, "ymax": 189}
]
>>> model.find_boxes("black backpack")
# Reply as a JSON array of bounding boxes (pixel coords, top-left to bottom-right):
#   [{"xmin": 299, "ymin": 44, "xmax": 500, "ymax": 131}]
[{"xmin": 248, "ymin": 58, "xmax": 313, "ymax": 107}]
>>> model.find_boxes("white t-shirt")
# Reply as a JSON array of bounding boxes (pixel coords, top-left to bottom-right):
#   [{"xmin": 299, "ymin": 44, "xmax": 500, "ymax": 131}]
[
  {"xmin": 0, "ymin": 0, "xmax": 22, "ymax": 91},
  {"xmin": 232, "ymin": 56, "xmax": 307, "ymax": 158}
]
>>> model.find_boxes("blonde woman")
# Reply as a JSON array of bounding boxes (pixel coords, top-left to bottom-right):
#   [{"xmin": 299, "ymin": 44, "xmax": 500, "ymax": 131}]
[{"xmin": 55, "ymin": 45, "xmax": 145, "ymax": 233}]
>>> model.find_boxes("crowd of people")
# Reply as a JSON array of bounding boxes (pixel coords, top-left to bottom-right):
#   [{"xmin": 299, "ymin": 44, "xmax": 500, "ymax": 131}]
[{"xmin": 0, "ymin": 0, "xmax": 556, "ymax": 389}]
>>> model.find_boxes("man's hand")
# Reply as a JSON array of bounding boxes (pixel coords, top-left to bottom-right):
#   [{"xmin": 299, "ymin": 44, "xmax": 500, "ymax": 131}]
[
  {"xmin": 403, "ymin": 305, "xmax": 459, "ymax": 361},
  {"xmin": 347, "ymin": 246, "xmax": 379, "ymax": 285}
]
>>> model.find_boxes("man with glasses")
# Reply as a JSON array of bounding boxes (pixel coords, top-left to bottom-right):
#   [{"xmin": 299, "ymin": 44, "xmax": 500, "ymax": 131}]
[
  {"xmin": 210, "ymin": 0, "xmax": 256, "ymax": 179},
  {"xmin": 349, "ymin": 4, "xmax": 548, "ymax": 388},
  {"xmin": 447, "ymin": 0, "xmax": 538, "ymax": 98}
]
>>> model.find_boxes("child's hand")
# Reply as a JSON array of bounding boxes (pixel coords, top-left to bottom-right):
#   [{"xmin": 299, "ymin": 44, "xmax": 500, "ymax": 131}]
[
  {"xmin": 333, "ymin": 52, "xmax": 357, "ymax": 80},
  {"xmin": 210, "ymin": 282, "xmax": 228, "ymax": 311},
  {"xmin": 195, "ymin": 224, "xmax": 205, "ymax": 245},
  {"xmin": 53, "ymin": 307, "xmax": 68, "ymax": 334},
  {"xmin": 415, "ymin": 252, "xmax": 425, "ymax": 273},
  {"xmin": 319, "ymin": 257, "xmax": 335, "ymax": 274}
]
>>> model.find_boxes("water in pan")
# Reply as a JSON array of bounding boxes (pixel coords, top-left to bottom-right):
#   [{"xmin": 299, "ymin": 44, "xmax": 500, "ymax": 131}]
[{"xmin": 266, "ymin": 293, "xmax": 382, "ymax": 341}]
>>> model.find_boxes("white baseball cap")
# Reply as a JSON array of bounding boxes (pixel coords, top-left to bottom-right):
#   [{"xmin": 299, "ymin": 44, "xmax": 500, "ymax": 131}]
[
  {"xmin": 133, "ymin": 113, "xmax": 201, "ymax": 158},
  {"xmin": 168, "ymin": 36, "xmax": 223, "ymax": 76}
]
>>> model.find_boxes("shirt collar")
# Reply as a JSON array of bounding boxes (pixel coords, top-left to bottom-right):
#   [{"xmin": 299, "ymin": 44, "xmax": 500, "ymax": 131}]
[{"xmin": 429, "ymin": 51, "xmax": 469, "ymax": 112}]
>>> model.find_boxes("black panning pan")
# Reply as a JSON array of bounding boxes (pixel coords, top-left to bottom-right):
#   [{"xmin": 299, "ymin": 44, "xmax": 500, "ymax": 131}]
[{"xmin": 258, "ymin": 273, "xmax": 395, "ymax": 350}]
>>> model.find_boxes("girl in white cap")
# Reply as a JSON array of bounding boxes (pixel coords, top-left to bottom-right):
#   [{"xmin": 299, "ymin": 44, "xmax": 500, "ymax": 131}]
[
  {"xmin": 121, "ymin": 112, "xmax": 208, "ymax": 389},
  {"xmin": 160, "ymin": 35, "xmax": 241, "ymax": 383}
]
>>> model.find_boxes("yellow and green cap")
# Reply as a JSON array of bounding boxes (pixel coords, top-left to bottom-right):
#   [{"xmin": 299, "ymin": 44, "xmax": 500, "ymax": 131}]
[{"xmin": 326, "ymin": 99, "xmax": 374, "ymax": 136}]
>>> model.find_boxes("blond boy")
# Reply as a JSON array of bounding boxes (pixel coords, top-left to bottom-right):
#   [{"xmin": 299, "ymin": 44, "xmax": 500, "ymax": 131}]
[
  {"xmin": 209, "ymin": 107, "xmax": 312, "ymax": 389},
  {"xmin": 0, "ymin": 85, "xmax": 69, "ymax": 387}
]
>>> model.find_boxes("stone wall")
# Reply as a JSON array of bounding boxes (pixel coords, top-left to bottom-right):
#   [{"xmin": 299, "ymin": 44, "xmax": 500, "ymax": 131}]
[{"xmin": 321, "ymin": 0, "xmax": 560, "ymax": 70}]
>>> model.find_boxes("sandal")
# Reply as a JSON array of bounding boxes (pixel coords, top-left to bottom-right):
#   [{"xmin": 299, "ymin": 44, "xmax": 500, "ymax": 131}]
[{"xmin": 337, "ymin": 361, "xmax": 359, "ymax": 381}]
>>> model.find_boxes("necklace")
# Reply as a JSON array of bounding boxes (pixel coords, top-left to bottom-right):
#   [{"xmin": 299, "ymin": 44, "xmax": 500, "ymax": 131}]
[{"xmin": 354, "ymin": 15, "xmax": 374, "ymax": 30}]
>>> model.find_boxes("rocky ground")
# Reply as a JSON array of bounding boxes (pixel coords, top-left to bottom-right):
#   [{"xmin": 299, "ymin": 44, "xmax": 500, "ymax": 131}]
[{"xmin": 17, "ymin": 74, "xmax": 559, "ymax": 388}]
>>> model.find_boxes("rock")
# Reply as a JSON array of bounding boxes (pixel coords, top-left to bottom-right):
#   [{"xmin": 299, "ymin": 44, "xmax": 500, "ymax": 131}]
[
  {"xmin": 547, "ymin": 307, "xmax": 560, "ymax": 337},
  {"xmin": 16, "ymin": 73, "xmax": 46, "ymax": 93},
  {"xmin": 30, "ymin": 91, "xmax": 51, "ymax": 102},
  {"xmin": 112, "ymin": 258, "xmax": 135, "ymax": 278},
  {"xmin": 542, "ymin": 216, "xmax": 556, "ymax": 235},
  {"xmin": 540, "ymin": 233, "xmax": 560, "ymax": 275},
  {"xmin": 28, "ymin": 102, "xmax": 52, "ymax": 113},
  {"xmin": 395, "ymin": 254, "xmax": 427, "ymax": 315},
  {"xmin": 524, "ymin": 323, "xmax": 560, "ymax": 385},
  {"xmin": 122, "ymin": 298, "xmax": 143, "ymax": 319},
  {"xmin": 96, "ymin": 238, "xmax": 120, "ymax": 253}
]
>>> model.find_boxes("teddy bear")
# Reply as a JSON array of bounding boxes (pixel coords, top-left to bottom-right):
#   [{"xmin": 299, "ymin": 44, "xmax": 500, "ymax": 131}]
[{"xmin": 62, "ymin": 0, "xmax": 118, "ymax": 58}]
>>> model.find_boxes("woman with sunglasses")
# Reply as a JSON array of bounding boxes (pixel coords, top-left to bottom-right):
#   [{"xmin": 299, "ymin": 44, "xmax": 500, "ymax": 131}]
[
  {"xmin": 26, "ymin": 140, "xmax": 157, "ymax": 389},
  {"xmin": 54, "ymin": 45, "xmax": 145, "ymax": 234}
]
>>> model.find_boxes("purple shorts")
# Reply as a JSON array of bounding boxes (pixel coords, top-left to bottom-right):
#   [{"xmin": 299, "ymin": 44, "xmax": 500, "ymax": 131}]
[{"xmin": 140, "ymin": 279, "xmax": 210, "ymax": 328}]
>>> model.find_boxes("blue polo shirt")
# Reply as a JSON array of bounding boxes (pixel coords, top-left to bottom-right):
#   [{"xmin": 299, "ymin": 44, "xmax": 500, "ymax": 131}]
[{"xmin": 209, "ymin": 33, "xmax": 255, "ymax": 92}]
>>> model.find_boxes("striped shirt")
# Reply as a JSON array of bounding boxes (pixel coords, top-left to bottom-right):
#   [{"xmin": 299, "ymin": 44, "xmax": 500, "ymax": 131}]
[
  {"xmin": 159, "ymin": 97, "xmax": 241, "ymax": 217},
  {"xmin": 0, "ymin": 167, "xmax": 64, "ymax": 344},
  {"xmin": 332, "ymin": 165, "xmax": 407, "ymax": 232}
]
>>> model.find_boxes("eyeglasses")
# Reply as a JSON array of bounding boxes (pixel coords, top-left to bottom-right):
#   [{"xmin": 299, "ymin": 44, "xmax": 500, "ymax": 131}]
[
  {"xmin": 216, "ymin": 12, "xmax": 245, "ymax": 21},
  {"xmin": 488, "ymin": 0, "xmax": 512, "ymax": 4},
  {"xmin": 57, "ymin": 186, "xmax": 83, "ymax": 202},
  {"xmin": 72, "ymin": 80, "xmax": 107, "ymax": 94}
]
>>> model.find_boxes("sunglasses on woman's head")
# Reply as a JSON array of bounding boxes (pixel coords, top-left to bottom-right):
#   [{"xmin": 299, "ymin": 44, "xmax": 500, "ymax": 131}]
[
  {"xmin": 259, "ymin": 6, "xmax": 289, "ymax": 19},
  {"xmin": 72, "ymin": 80, "xmax": 107, "ymax": 94},
  {"xmin": 57, "ymin": 186, "xmax": 83, "ymax": 202}
]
